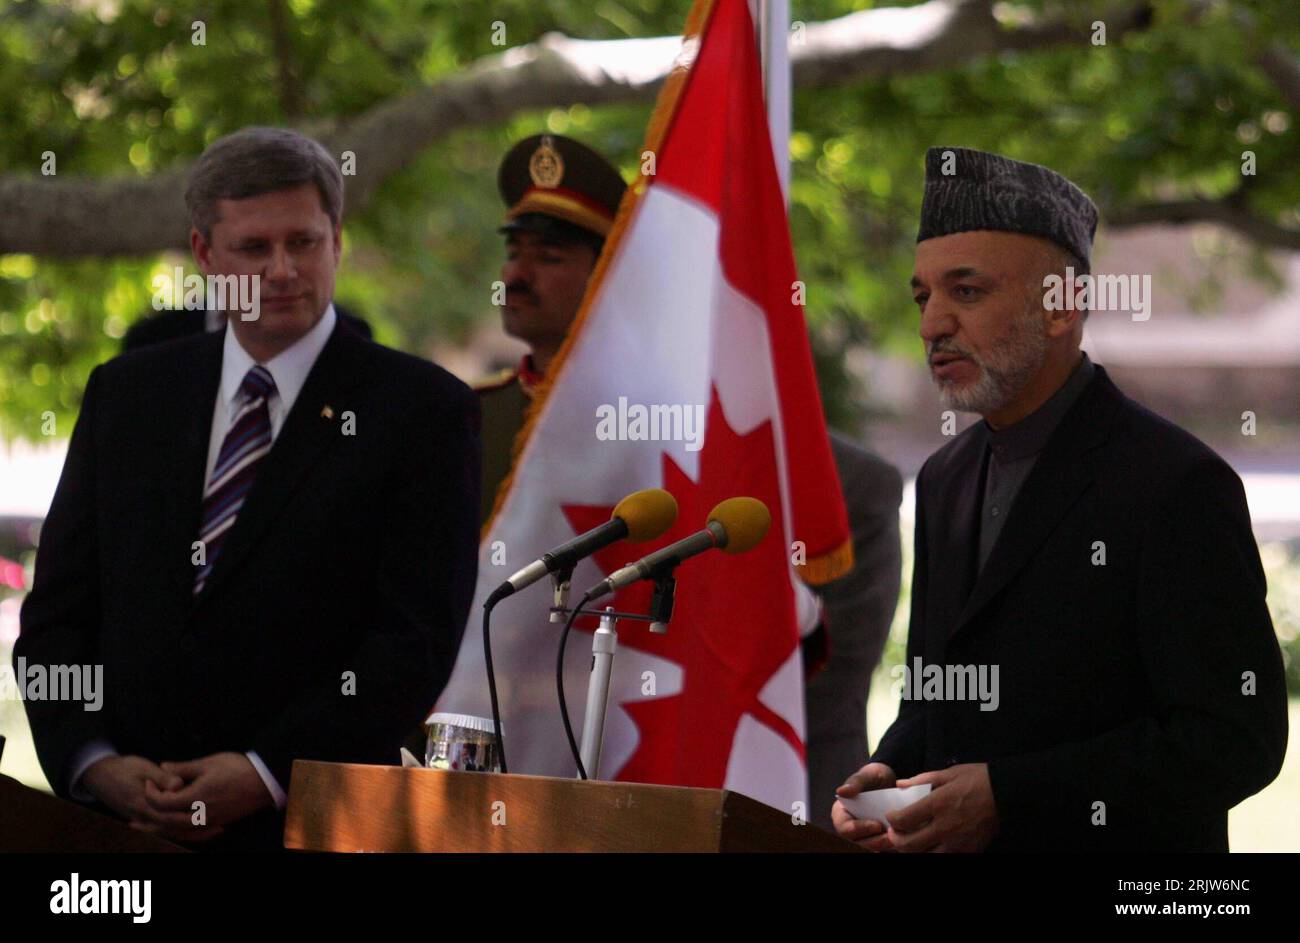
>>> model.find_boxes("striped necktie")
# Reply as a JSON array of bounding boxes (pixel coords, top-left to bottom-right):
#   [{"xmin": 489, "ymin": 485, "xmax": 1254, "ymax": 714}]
[{"xmin": 194, "ymin": 365, "xmax": 277, "ymax": 594}]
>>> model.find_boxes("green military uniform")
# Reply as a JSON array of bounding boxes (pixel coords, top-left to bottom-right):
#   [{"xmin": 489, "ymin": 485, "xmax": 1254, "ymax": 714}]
[
  {"xmin": 475, "ymin": 133, "xmax": 628, "ymax": 527},
  {"xmin": 473, "ymin": 362, "xmax": 537, "ymax": 525}
]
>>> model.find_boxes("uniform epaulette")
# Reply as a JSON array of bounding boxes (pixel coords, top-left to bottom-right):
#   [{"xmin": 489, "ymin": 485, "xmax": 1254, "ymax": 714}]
[{"xmin": 473, "ymin": 367, "xmax": 519, "ymax": 394}]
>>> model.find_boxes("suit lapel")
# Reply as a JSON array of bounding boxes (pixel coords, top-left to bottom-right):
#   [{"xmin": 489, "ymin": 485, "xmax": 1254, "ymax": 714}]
[
  {"xmin": 156, "ymin": 334, "xmax": 223, "ymax": 614},
  {"xmin": 193, "ymin": 321, "xmax": 365, "ymax": 607},
  {"xmin": 946, "ymin": 367, "xmax": 1122, "ymax": 646},
  {"xmin": 924, "ymin": 425, "xmax": 988, "ymax": 663}
]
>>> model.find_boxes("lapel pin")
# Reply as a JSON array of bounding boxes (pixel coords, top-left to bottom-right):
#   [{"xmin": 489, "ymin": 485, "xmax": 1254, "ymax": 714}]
[{"xmin": 321, "ymin": 405, "xmax": 334, "ymax": 419}]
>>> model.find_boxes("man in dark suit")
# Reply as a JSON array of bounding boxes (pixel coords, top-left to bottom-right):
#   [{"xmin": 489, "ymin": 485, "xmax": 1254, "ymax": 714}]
[
  {"xmin": 833, "ymin": 147, "xmax": 1287, "ymax": 852},
  {"xmin": 15, "ymin": 126, "xmax": 480, "ymax": 850}
]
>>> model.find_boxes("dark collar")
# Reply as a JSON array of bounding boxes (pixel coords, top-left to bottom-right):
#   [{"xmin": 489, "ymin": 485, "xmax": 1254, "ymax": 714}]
[
  {"xmin": 942, "ymin": 362, "xmax": 1122, "ymax": 646},
  {"xmin": 984, "ymin": 351, "xmax": 1095, "ymax": 463}
]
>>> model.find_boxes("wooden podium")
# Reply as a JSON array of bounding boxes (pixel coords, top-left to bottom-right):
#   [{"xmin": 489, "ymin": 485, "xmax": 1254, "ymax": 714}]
[
  {"xmin": 0, "ymin": 773, "xmax": 187, "ymax": 853},
  {"xmin": 285, "ymin": 760, "xmax": 858, "ymax": 853}
]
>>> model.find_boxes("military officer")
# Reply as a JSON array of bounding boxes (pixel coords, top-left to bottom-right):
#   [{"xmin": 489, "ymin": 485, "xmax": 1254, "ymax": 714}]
[
  {"xmin": 405, "ymin": 134, "xmax": 628, "ymax": 760},
  {"xmin": 476, "ymin": 133, "xmax": 628, "ymax": 525}
]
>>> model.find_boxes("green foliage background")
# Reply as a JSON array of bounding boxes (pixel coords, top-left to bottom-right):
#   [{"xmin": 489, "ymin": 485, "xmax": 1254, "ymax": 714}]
[{"xmin": 0, "ymin": 0, "xmax": 1297, "ymax": 441}]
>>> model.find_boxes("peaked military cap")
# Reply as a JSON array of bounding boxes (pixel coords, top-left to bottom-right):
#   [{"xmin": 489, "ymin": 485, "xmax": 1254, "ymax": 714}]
[{"xmin": 498, "ymin": 134, "xmax": 627, "ymax": 241}]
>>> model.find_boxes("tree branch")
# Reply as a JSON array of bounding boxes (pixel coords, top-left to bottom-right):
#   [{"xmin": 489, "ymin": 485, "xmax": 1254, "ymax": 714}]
[
  {"xmin": 0, "ymin": 0, "xmax": 1159, "ymax": 257},
  {"xmin": 1106, "ymin": 193, "xmax": 1300, "ymax": 251},
  {"xmin": 1257, "ymin": 42, "xmax": 1300, "ymax": 114},
  {"xmin": 267, "ymin": 0, "xmax": 303, "ymax": 120}
]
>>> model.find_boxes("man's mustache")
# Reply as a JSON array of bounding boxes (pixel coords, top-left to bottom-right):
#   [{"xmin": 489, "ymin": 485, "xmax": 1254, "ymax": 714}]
[
  {"xmin": 505, "ymin": 284, "xmax": 538, "ymax": 304},
  {"xmin": 929, "ymin": 341, "xmax": 975, "ymax": 363}
]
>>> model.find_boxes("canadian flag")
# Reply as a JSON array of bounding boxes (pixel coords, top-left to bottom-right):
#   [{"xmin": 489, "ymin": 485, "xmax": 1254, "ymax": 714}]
[{"xmin": 435, "ymin": 0, "xmax": 851, "ymax": 811}]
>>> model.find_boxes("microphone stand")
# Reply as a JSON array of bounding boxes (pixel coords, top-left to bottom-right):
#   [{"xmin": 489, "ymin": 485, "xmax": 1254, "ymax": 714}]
[
  {"xmin": 553, "ymin": 563, "xmax": 680, "ymax": 779},
  {"xmin": 578, "ymin": 607, "xmax": 618, "ymax": 777},
  {"xmin": 648, "ymin": 573, "xmax": 676, "ymax": 635},
  {"xmin": 549, "ymin": 565, "xmax": 574, "ymax": 624}
]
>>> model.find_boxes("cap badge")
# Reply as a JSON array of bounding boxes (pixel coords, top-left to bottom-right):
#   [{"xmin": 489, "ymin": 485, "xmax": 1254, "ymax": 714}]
[{"xmin": 528, "ymin": 136, "xmax": 565, "ymax": 189}]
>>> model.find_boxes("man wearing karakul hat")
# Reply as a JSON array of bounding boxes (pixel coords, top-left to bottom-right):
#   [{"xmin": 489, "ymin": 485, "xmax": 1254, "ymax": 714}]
[{"xmin": 831, "ymin": 147, "xmax": 1287, "ymax": 852}]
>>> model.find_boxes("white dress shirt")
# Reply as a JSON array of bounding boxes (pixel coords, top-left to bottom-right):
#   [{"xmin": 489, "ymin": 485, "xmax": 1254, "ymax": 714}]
[
  {"xmin": 69, "ymin": 305, "xmax": 338, "ymax": 811},
  {"xmin": 203, "ymin": 304, "xmax": 336, "ymax": 487}
]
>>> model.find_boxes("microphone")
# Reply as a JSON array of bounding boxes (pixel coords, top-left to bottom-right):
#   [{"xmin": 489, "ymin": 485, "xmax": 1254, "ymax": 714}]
[
  {"xmin": 584, "ymin": 496, "xmax": 771, "ymax": 602},
  {"xmin": 485, "ymin": 488, "xmax": 678, "ymax": 608}
]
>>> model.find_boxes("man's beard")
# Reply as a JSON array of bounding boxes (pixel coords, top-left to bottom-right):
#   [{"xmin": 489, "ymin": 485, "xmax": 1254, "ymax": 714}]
[{"xmin": 931, "ymin": 307, "xmax": 1049, "ymax": 416}]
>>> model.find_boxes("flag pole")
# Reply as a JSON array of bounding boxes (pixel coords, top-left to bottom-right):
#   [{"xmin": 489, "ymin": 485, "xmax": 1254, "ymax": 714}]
[{"xmin": 758, "ymin": 0, "xmax": 791, "ymax": 203}]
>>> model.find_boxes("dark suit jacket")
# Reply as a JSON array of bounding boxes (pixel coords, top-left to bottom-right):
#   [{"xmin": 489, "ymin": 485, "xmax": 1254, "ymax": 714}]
[
  {"xmin": 16, "ymin": 319, "xmax": 480, "ymax": 845},
  {"xmin": 121, "ymin": 303, "xmax": 373, "ymax": 351},
  {"xmin": 871, "ymin": 364, "xmax": 1287, "ymax": 852}
]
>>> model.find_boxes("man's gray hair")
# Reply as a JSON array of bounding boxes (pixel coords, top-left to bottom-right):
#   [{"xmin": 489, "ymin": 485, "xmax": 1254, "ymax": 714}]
[{"xmin": 185, "ymin": 126, "xmax": 343, "ymax": 240}]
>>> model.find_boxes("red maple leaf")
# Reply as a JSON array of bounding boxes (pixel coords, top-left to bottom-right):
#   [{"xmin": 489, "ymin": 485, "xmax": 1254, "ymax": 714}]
[{"xmin": 561, "ymin": 385, "xmax": 803, "ymax": 788}]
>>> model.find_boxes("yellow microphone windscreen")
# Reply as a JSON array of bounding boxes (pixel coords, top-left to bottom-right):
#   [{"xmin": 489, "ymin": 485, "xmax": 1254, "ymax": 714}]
[
  {"xmin": 612, "ymin": 488, "xmax": 679, "ymax": 542},
  {"xmin": 708, "ymin": 497, "xmax": 771, "ymax": 553}
]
